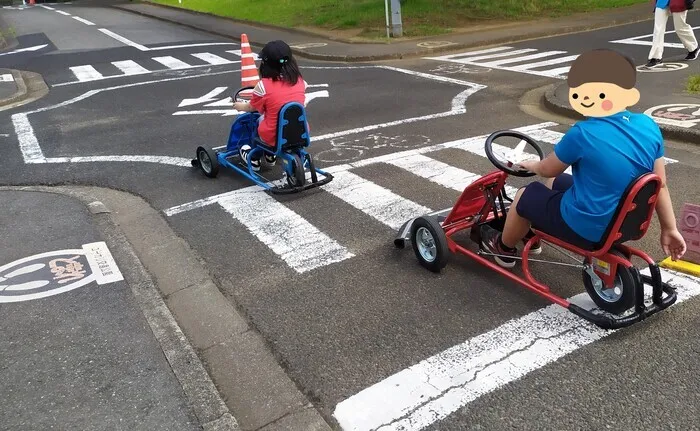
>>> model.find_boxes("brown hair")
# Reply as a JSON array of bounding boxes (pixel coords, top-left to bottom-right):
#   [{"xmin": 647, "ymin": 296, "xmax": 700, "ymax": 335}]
[{"xmin": 567, "ymin": 49, "xmax": 636, "ymax": 89}]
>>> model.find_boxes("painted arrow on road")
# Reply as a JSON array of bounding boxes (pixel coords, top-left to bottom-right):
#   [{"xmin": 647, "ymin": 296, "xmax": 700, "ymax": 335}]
[
  {"xmin": 0, "ymin": 44, "xmax": 48, "ymax": 56},
  {"xmin": 177, "ymin": 87, "xmax": 228, "ymax": 107}
]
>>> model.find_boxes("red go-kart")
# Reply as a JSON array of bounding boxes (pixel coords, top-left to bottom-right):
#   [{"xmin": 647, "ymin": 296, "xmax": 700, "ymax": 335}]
[{"xmin": 394, "ymin": 130, "xmax": 677, "ymax": 330}]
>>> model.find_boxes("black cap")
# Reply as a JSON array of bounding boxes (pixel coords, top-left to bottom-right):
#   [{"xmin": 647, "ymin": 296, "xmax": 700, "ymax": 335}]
[{"xmin": 259, "ymin": 40, "xmax": 292, "ymax": 67}]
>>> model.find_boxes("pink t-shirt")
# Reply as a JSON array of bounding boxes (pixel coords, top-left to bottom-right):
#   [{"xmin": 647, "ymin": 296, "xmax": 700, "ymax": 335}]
[{"xmin": 250, "ymin": 77, "xmax": 307, "ymax": 146}]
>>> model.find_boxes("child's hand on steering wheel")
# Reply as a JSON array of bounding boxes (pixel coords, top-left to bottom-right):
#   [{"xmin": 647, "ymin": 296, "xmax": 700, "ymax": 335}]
[
  {"xmin": 515, "ymin": 159, "xmax": 538, "ymax": 174},
  {"xmin": 234, "ymin": 101, "xmax": 250, "ymax": 111}
]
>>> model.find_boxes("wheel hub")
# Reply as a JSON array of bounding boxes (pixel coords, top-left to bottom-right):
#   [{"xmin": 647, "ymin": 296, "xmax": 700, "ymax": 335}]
[{"xmin": 416, "ymin": 227, "xmax": 437, "ymax": 262}]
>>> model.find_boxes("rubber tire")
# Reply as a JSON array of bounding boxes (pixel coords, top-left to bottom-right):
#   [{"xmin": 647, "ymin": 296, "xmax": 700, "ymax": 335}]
[
  {"xmin": 410, "ymin": 216, "xmax": 449, "ymax": 273},
  {"xmin": 196, "ymin": 146, "xmax": 219, "ymax": 178},
  {"xmin": 286, "ymin": 153, "xmax": 305, "ymax": 188},
  {"xmin": 582, "ymin": 250, "xmax": 637, "ymax": 315}
]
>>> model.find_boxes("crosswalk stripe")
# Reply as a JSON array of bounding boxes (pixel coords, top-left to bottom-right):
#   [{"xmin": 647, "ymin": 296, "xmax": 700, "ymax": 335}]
[
  {"xmin": 69, "ymin": 65, "xmax": 103, "ymax": 81},
  {"xmin": 152, "ymin": 56, "xmax": 191, "ymax": 69},
  {"xmin": 386, "ymin": 154, "xmax": 480, "ymax": 192},
  {"xmin": 509, "ymin": 54, "xmax": 580, "ymax": 71},
  {"xmin": 542, "ymin": 66, "xmax": 571, "ymax": 77},
  {"xmin": 457, "ymin": 48, "xmax": 537, "ymax": 63},
  {"xmin": 478, "ymin": 50, "xmax": 567, "ymax": 67},
  {"xmin": 322, "ymin": 170, "xmax": 433, "ymax": 231},
  {"xmin": 190, "ymin": 52, "xmax": 234, "ymax": 65},
  {"xmin": 112, "ymin": 60, "xmax": 150, "ymax": 76},
  {"xmin": 217, "ymin": 189, "xmax": 355, "ymax": 274},
  {"xmin": 426, "ymin": 46, "xmax": 512, "ymax": 60}
]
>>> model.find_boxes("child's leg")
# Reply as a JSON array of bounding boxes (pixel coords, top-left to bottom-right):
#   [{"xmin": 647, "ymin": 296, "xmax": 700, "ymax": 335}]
[{"xmin": 648, "ymin": 7, "xmax": 670, "ymax": 62}]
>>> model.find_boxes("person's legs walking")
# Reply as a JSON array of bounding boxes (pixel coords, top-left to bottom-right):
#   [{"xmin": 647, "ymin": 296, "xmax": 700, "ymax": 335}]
[
  {"xmin": 648, "ymin": 7, "xmax": 670, "ymax": 66},
  {"xmin": 672, "ymin": 10, "xmax": 700, "ymax": 60}
]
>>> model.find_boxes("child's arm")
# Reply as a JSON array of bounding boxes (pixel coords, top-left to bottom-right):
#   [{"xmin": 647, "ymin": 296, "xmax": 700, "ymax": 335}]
[{"xmin": 653, "ymin": 157, "xmax": 687, "ymax": 260}]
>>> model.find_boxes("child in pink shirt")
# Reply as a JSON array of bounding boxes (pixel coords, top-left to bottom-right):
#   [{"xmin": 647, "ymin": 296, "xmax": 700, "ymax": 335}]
[{"xmin": 234, "ymin": 40, "xmax": 307, "ymax": 172}]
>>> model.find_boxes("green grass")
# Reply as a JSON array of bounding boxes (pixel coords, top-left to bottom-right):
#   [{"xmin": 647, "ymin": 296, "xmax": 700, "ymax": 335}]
[
  {"xmin": 687, "ymin": 75, "xmax": 700, "ymax": 94},
  {"xmin": 150, "ymin": 0, "xmax": 648, "ymax": 38}
]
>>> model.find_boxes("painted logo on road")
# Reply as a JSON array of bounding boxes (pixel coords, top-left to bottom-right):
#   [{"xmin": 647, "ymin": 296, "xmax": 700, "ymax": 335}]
[
  {"xmin": 636, "ymin": 62, "xmax": 688, "ymax": 72},
  {"xmin": 0, "ymin": 242, "xmax": 123, "ymax": 303},
  {"xmin": 645, "ymin": 103, "xmax": 700, "ymax": 128}
]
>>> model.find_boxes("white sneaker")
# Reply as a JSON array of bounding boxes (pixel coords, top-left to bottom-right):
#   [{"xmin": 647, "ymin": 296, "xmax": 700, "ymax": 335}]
[{"xmin": 239, "ymin": 145, "xmax": 260, "ymax": 172}]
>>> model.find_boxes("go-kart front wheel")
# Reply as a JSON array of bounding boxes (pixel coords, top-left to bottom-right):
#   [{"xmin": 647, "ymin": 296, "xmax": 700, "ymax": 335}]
[
  {"xmin": 582, "ymin": 250, "xmax": 637, "ymax": 315},
  {"xmin": 196, "ymin": 146, "xmax": 219, "ymax": 178},
  {"xmin": 410, "ymin": 216, "xmax": 449, "ymax": 273}
]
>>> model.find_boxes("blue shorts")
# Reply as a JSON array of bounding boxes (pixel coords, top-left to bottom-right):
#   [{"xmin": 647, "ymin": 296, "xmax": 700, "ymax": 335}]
[{"xmin": 515, "ymin": 174, "xmax": 597, "ymax": 249}]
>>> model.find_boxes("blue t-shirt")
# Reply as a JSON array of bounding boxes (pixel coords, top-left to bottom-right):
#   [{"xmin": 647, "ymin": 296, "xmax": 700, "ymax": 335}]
[
  {"xmin": 554, "ymin": 111, "xmax": 664, "ymax": 242},
  {"xmin": 656, "ymin": 0, "xmax": 670, "ymax": 8}
]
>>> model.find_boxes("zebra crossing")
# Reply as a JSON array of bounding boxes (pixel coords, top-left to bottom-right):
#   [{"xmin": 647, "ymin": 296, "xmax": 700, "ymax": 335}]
[
  {"xmin": 425, "ymin": 46, "xmax": 580, "ymax": 79},
  {"xmin": 163, "ymin": 121, "xmax": 679, "ymax": 274},
  {"xmin": 64, "ymin": 49, "xmax": 256, "ymax": 84}
]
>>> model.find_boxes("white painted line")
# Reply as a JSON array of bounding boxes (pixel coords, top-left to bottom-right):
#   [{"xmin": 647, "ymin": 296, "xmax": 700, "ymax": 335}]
[
  {"xmin": 541, "ymin": 66, "xmax": 571, "ymax": 78},
  {"xmin": 190, "ymin": 52, "xmax": 235, "ymax": 65},
  {"xmin": 69, "ymin": 65, "xmax": 104, "ymax": 82},
  {"xmin": 39, "ymin": 4, "xmax": 55, "ymax": 9},
  {"xmin": 55, "ymin": 9, "xmax": 70, "ymax": 15},
  {"xmin": 217, "ymin": 190, "xmax": 355, "ymax": 273},
  {"xmin": 72, "ymin": 16, "xmax": 95, "ymax": 25},
  {"xmin": 510, "ymin": 54, "xmax": 580, "ymax": 71},
  {"xmin": 11, "ymin": 113, "xmax": 45, "ymax": 164},
  {"xmin": 227, "ymin": 49, "xmax": 260, "ymax": 60},
  {"xmin": 385, "ymin": 154, "xmax": 479, "ymax": 192},
  {"xmin": 152, "ymin": 56, "xmax": 192, "ymax": 69},
  {"xmin": 478, "ymin": 50, "xmax": 567, "ymax": 67},
  {"xmin": 42, "ymin": 155, "xmax": 192, "ymax": 166},
  {"xmin": 611, "ymin": 39, "xmax": 686, "ymax": 49},
  {"xmin": 0, "ymin": 73, "xmax": 13, "ymax": 82},
  {"xmin": 149, "ymin": 42, "xmax": 237, "ymax": 51},
  {"xmin": 0, "ymin": 44, "xmax": 48, "ymax": 56},
  {"xmin": 98, "ymin": 28, "xmax": 149, "ymax": 51},
  {"xmin": 450, "ymin": 48, "xmax": 538, "ymax": 64},
  {"xmin": 425, "ymin": 46, "xmax": 512, "ymax": 60},
  {"xmin": 333, "ymin": 268, "xmax": 700, "ymax": 431},
  {"xmin": 112, "ymin": 60, "xmax": 150, "ymax": 76},
  {"xmin": 321, "ymin": 170, "xmax": 433, "ymax": 231}
]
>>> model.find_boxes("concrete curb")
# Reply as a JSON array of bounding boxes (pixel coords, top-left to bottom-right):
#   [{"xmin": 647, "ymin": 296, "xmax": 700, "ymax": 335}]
[
  {"xmin": 113, "ymin": 3, "xmax": 662, "ymax": 63},
  {"xmin": 542, "ymin": 83, "xmax": 700, "ymax": 145},
  {"xmin": 0, "ymin": 185, "xmax": 333, "ymax": 431},
  {"xmin": 0, "ymin": 69, "xmax": 27, "ymax": 108}
]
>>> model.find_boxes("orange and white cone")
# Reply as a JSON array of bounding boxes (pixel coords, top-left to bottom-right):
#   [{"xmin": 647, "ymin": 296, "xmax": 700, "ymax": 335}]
[{"xmin": 238, "ymin": 34, "xmax": 260, "ymax": 100}]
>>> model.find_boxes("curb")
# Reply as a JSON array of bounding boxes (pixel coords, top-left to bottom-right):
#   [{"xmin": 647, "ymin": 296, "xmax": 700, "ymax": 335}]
[
  {"xmin": 0, "ymin": 185, "xmax": 334, "ymax": 431},
  {"xmin": 0, "ymin": 69, "xmax": 28, "ymax": 108},
  {"xmin": 542, "ymin": 83, "xmax": 700, "ymax": 145},
  {"xmin": 113, "ymin": 3, "xmax": 664, "ymax": 63}
]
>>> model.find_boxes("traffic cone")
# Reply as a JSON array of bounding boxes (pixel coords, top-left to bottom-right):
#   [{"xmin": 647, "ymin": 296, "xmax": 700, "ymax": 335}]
[{"xmin": 238, "ymin": 34, "xmax": 259, "ymax": 100}]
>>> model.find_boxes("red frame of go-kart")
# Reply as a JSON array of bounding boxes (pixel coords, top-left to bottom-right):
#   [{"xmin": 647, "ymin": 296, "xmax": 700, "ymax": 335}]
[{"xmin": 437, "ymin": 169, "xmax": 677, "ymax": 329}]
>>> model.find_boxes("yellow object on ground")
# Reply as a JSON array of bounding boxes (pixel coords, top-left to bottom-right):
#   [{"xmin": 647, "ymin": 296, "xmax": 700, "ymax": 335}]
[{"xmin": 659, "ymin": 257, "xmax": 700, "ymax": 277}]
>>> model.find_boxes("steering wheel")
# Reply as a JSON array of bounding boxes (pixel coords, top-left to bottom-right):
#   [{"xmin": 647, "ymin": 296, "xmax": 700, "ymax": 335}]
[
  {"xmin": 233, "ymin": 86, "xmax": 255, "ymax": 103},
  {"xmin": 484, "ymin": 130, "xmax": 545, "ymax": 177}
]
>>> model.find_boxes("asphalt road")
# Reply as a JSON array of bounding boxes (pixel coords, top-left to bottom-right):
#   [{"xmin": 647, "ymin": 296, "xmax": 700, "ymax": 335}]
[{"xmin": 3, "ymin": 3, "xmax": 700, "ymax": 430}]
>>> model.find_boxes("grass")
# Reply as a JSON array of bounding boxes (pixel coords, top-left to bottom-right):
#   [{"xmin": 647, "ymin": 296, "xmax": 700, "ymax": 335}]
[
  {"xmin": 149, "ymin": 0, "xmax": 649, "ymax": 38},
  {"xmin": 687, "ymin": 75, "xmax": 700, "ymax": 94}
]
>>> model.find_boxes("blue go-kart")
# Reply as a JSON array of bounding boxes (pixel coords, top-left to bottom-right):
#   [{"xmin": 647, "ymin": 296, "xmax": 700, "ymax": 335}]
[{"xmin": 191, "ymin": 86, "xmax": 334, "ymax": 194}]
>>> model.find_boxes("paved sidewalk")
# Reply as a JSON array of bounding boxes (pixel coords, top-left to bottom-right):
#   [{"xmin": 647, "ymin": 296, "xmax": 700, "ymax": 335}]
[
  {"xmin": 0, "ymin": 188, "xmax": 239, "ymax": 431},
  {"xmin": 116, "ymin": 1, "xmax": 659, "ymax": 61}
]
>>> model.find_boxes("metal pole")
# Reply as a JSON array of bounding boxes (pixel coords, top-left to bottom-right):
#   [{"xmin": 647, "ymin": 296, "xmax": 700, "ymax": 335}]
[
  {"xmin": 384, "ymin": 0, "xmax": 390, "ymax": 39},
  {"xmin": 389, "ymin": 0, "xmax": 403, "ymax": 37}
]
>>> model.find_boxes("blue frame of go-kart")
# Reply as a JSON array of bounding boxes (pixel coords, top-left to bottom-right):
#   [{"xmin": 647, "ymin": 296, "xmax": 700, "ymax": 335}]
[{"xmin": 191, "ymin": 86, "xmax": 334, "ymax": 194}]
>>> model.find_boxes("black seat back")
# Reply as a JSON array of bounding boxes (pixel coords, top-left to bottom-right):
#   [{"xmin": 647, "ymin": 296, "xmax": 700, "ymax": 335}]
[{"xmin": 278, "ymin": 102, "xmax": 310, "ymax": 151}]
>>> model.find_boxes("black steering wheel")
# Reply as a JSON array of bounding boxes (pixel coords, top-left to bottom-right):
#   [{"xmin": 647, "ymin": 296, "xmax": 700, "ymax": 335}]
[
  {"xmin": 233, "ymin": 86, "xmax": 255, "ymax": 103},
  {"xmin": 484, "ymin": 130, "xmax": 545, "ymax": 177}
]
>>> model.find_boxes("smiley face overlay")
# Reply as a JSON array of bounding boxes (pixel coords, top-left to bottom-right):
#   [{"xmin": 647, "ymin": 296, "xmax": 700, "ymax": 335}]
[{"xmin": 567, "ymin": 49, "xmax": 641, "ymax": 118}]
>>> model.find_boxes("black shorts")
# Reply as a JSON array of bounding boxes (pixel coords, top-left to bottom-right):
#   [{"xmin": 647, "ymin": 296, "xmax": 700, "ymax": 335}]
[{"xmin": 515, "ymin": 174, "xmax": 597, "ymax": 250}]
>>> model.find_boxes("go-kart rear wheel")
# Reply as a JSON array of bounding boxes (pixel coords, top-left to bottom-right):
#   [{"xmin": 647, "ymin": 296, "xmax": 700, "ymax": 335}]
[
  {"xmin": 286, "ymin": 154, "xmax": 305, "ymax": 188},
  {"xmin": 582, "ymin": 250, "xmax": 637, "ymax": 315},
  {"xmin": 196, "ymin": 146, "xmax": 219, "ymax": 178},
  {"xmin": 410, "ymin": 216, "xmax": 449, "ymax": 273}
]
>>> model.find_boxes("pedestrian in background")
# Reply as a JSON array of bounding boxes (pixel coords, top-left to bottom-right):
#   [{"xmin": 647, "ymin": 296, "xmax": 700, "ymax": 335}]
[{"xmin": 646, "ymin": 0, "xmax": 698, "ymax": 67}]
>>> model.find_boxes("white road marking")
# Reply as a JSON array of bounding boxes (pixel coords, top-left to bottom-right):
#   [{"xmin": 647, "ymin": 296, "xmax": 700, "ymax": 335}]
[
  {"xmin": 453, "ymin": 48, "xmax": 537, "ymax": 63},
  {"xmin": 0, "ymin": 73, "xmax": 13, "ymax": 82},
  {"xmin": 69, "ymin": 65, "xmax": 103, "ymax": 81},
  {"xmin": 478, "ymin": 50, "xmax": 566, "ymax": 67},
  {"xmin": 227, "ymin": 49, "xmax": 260, "ymax": 60},
  {"xmin": 172, "ymin": 110, "xmax": 239, "ymax": 116},
  {"xmin": 509, "ymin": 54, "xmax": 579, "ymax": 72},
  {"xmin": 149, "ymin": 42, "xmax": 237, "ymax": 51},
  {"xmin": 42, "ymin": 155, "xmax": 192, "ymax": 166},
  {"xmin": 55, "ymin": 9, "xmax": 70, "ymax": 15},
  {"xmin": 190, "ymin": 52, "xmax": 235, "ymax": 65},
  {"xmin": 385, "ymin": 154, "xmax": 479, "ymax": 192},
  {"xmin": 321, "ymin": 170, "xmax": 433, "ymax": 231},
  {"xmin": 11, "ymin": 113, "xmax": 45, "ymax": 163},
  {"xmin": 152, "ymin": 56, "xmax": 192, "ymax": 69},
  {"xmin": 216, "ymin": 190, "xmax": 355, "ymax": 273},
  {"xmin": 428, "ymin": 46, "xmax": 512, "ymax": 60},
  {"xmin": 611, "ymin": 25, "xmax": 700, "ymax": 49},
  {"xmin": 112, "ymin": 60, "xmax": 150, "ymax": 76},
  {"xmin": 178, "ymin": 87, "xmax": 228, "ymax": 107},
  {"xmin": 98, "ymin": 28, "xmax": 149, "ymax": 51},
  {"xmin": 39, "ymin": 4, "xmax": 55, "ymax": 9},
  {"xmin": 72, "ymin": 16, "xmax": 94, "ymax": 25},
  {"xmin": 333, "ymin": 268, "xmax": 700, "ymax": 431},
  {"xmin": 0, "ymin": 44, "xmax": 47, "ymax": 56}
]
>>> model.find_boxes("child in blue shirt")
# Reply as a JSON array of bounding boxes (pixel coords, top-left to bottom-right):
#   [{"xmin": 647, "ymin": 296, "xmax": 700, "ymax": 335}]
[{"xmin": 481, "ymin": 49, "xmax": 687, "ymax": 268}]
